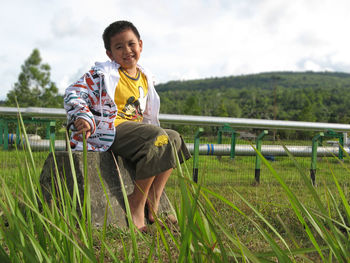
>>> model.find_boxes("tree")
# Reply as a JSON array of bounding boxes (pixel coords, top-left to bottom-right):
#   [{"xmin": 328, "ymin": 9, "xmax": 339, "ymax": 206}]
[
  {"xmin": 184, "ymin": 96, "xmax": 201, "ymax": 115},
  {"xmin": 5, "ymin": 49, "xmax": 63, "ymax": 108},
  {"xmin": 214, "ymin": 102, "xmax": 229, "ymax": 117}
]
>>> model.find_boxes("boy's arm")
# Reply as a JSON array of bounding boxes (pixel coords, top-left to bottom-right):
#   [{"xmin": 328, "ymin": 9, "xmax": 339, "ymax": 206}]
[{"xmin": 64, "ymin": 74, "xmax": 97, "ymax": 136}]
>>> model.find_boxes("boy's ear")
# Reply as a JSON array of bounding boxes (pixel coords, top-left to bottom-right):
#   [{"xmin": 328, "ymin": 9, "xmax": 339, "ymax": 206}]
[
  {"xmin": 139, "ymin": 39, "xmax": 143, "ymax": 52},
  {"xmin": 106, "ymin": 50, "xmax": 113, "ymax": 61}
]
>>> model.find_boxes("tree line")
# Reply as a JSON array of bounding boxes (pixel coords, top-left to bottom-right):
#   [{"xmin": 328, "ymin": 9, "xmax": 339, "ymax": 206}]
[{"xmin": 156, "ymin": 72, "xmax": 350, "ymax": 125}]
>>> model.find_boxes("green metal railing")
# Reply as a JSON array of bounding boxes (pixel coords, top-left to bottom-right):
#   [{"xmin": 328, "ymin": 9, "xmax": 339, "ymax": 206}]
[
  {"xmin": 255, "ymin": 130, "xmax": 268, "ymax": 183},
  {"xmin": 217, "ymin": 124, "xmax": 237, "ymax": 159},
  {"xmin": 310, "ymin": 129, "xmax": 344, "ymax": 185},
  {"xmin": 0, "ymin": 117, "xmax": 56, "ymax": 151}
]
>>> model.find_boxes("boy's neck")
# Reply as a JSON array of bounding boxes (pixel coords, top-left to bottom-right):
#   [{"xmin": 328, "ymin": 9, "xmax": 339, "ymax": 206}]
[{"xmin": 121, "ymin": 67, "xmax": 138, "ymax": 78}]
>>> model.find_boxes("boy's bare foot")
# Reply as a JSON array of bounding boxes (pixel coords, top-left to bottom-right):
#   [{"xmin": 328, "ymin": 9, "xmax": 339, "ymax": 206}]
[
  {"xmin": 165, "ymin": 214, "xmax": 178, "ymax": 225},
  {"xmin": 137, "ymin": 225, "xmax": 149, "ymax": 234},
  {"xmin": 127, "ymin": 194, "xmax": 146, "ymax": 230},
  {"xmin": 146, "ymin": 168, "xmax": 173, "ymax": 223},
  {"xmin": 146, "ymin": 199, "xmax": 158, "ymax": 224}
]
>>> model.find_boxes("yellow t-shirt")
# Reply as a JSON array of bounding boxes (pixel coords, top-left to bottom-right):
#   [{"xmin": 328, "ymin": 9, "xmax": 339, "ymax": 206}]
[{"xmin": 114, "ymin": 68, "xmax": 148, "ymax": 126}]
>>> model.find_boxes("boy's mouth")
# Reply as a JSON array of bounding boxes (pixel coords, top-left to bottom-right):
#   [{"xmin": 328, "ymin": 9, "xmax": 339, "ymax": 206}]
[
  {"xmin": 124, "ymin": 55, "xmax": 134, "ymax": 62},
  {"xmin": 124, "ymin": 53, "xmax": 134, "ymax": 58}
]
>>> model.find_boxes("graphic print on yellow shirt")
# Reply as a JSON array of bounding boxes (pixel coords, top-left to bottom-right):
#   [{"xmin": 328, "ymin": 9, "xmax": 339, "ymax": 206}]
[{"xmin": 114, "ymin": 68, "xmax": 148, "ymax": 126}]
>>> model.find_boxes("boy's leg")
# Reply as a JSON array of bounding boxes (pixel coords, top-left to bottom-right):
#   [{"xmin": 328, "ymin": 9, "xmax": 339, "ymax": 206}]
[
  {"xmin": 146, "ymin": 168, "xmax": 173, "ymax": 223},
  {"xmin": 146, "ymin": 129, "xmax": 190, "ymax": 222},
  {"xmin": 110, "ymin": 122, "xmax": 176, "ymax": 228},
  {"xmin": 128, "ymin": 176, "xmax": 154, "ymax": 229},
  {"xmin": 164, "ymin": 128, "xmax": 191, "ymax": 163}
]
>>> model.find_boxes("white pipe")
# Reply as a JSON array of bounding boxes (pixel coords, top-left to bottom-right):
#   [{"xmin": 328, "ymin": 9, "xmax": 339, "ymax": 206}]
[
  {"xmin": 15, "ymin": 139, "xmax": 348, "ymax": 157},
  {"xmin": 16, "ymin": 139, "xmax": 66, "ymax": 151},
  {"xmin": 184, "ymin": 143, "xmax": 348, "ymax": 157},
  {"xmin": 1, "ymin": 106, "xmax": 350, "ymax": 132}
]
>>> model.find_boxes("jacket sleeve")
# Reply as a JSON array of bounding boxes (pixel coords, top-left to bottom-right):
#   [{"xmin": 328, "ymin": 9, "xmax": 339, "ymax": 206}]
[
  {"xmin": 141, "ymin": 69, "xmax": 160, "ymax": 126},
  {"xmin": 63, "ymin": 72, "xmax": 97, "ymax": 135}
]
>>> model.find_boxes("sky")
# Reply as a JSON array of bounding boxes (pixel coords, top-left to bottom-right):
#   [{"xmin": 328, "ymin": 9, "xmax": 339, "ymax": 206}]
[{"xmin": 2, "ymin": 0, "xmax": 350, "ymax": 101}]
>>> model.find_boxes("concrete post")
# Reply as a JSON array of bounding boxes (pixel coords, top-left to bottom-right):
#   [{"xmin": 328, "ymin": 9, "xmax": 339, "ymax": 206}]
[{"xmin": 39, "ymin": 151, "xmax": 174, "ymax": 228}]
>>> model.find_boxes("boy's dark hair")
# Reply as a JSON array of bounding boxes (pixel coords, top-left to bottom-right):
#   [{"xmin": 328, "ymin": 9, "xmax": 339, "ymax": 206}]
[{"xmin": 103, "ymin": 21, "xmax": 141, "ymax": 51}]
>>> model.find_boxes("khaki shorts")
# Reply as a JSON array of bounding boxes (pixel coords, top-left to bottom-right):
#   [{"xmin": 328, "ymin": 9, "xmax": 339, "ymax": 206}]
[{"xmin": 109, "ymin": 121, "xmax": 191, "ymax": 180}]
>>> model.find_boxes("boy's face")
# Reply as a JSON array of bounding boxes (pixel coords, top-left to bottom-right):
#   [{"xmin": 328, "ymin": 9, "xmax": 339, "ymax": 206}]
[{"xmin": 106, "ymin": 29, "xmax": 143, "ymax": 74}]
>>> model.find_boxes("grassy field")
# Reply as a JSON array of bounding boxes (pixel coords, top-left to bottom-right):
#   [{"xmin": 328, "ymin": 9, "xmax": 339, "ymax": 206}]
[
  {"xmin": 0, "ymin": 144, "xmax": 349, "ymax": 262},
  {"xmin": 167, "ymin": 153, "xmax": 350, "ymax": 261}
]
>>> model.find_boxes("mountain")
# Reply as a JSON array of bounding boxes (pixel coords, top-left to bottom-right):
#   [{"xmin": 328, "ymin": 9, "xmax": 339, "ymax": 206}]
[
  {"xmin": 156, "ymin": 71, "xmax": 350, "ymax": 92},
  {"xmin": 155, "ymin": 71, "xmax": 350, "ymax": 124}
]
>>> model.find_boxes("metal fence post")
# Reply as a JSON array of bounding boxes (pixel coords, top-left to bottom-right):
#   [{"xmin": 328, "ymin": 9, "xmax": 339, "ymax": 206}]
[
  {"xmin": 193, "ymin": 128, "xmax": 204, "ymax": 183},
  {"xmin": 311, "ymin": 130, "xmax": 344, "ymax": 186},
  {"xmin": 323, "ymin": 129, "xmax": 344, "ymax": 161},
  {"xmin": 311, "ymin": 132, "xmax": 323, "ymax": 185},
  {"xmin": 255, "ymin": 130, "xmax": 268, "ymax": 183},
  {"xmin": 0, "ymin": 119, "xmax": 3, "ymax": 146},
  {"xmin": 3, "ymin": 120, "xmax": 9, "ymax": 150},
  {"xmin": 230, "ymin": 130, "xmax": 237, "ymax": 159},
  {"xmin": 339, "ymin": 134, "xmax": 344, "ymax": 160},
  {"xmin": 15, "ymin": 122, "xmax": 20, "ymax": 146},
  {"xmin": 217, "ymin": 128, "xmax": 222, "ymax": 145},
  {"xmin": 47, "ymin": 120, "xmax": 56, "ymax": 152},
  {"xmin": 217, "ymin": 124, "xmax": 236, "ymax": 160}
]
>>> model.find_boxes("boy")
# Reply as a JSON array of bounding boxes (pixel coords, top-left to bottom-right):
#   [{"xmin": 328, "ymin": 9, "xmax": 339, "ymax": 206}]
[{"xmin": 64, "ymin": 21, "xmax": 190, "ymax": 232}]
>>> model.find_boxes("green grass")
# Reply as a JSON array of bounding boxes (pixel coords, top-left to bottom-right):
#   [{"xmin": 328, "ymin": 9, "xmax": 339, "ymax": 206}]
[{"xmin": 0, "ymin": 122, "xmax": 350, "ymax": 261}]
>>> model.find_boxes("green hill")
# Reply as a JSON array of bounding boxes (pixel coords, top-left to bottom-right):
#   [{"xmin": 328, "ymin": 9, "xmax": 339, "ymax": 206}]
[{"xmin": 155, "ymin": 71, "xmax": 350, "ymax": 124}]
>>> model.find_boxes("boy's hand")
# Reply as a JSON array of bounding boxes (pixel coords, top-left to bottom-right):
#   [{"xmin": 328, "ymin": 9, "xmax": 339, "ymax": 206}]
[{"xmin": 74, "ymin": 119, "xmax": 92, "ymax": 139}]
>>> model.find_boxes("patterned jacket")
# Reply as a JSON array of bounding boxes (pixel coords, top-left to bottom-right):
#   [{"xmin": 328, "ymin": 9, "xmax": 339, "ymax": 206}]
[{"xmin": 64, "ymin": 61, "xmax": 160, "ymax": 151}]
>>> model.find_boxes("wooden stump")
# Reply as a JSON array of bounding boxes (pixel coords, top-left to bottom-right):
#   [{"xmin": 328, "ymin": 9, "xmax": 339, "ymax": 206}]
[{"xmin": 39, "ymin": 151, "xmax": 174, "ymax": 228}]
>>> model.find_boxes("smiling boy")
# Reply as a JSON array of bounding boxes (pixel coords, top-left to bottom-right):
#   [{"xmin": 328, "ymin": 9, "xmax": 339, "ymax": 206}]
[
  {"xmin": 107, "ymin": 28, "xmax": 142, "ymax": 76},
  {"xmin": 64, "ymin": 21, "xmax": 190, "ymax": 232}
]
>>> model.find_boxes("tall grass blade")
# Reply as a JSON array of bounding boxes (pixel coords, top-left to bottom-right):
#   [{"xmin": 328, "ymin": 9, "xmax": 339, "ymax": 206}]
[
  {"xmin": 261, "ymin": 144, "xmax": 335, "ymax": 261},
  {"xmin": 0, "ymin": 246, "xmax": 11, "ymax": 263},
  {"xmin": 102, "ymin": 239, "xmax": 120, "ymax": 262},
  {"xmin": 98, "ymin": 204, "xmax": 109, "ymax": 263},
  {"xmin": 15, "ymin": 100, "xmax": 36, "ymax": 176},
  {"xmin": 147, "ymin": 239, "xmax": 156, "ymax": 263},
  {"xmin": 276, "ymin": 214, "xmax": 300, "ymax": 249},
  {"xmin": 282, "ymin": 143, "xmax": 350, "ymax": 261},
  {"xmin": 200, "ymin": 185, "xmax": 288, "ymax": 262},
  {"xmin": 16, "ymin": 194, "xmax": 97, "ymax": 262},
  {"xmin": 95, "ymin": 166, "xmax": 117, "ymax": 262},
  {"xmin": 65, "ymin": 130, "xmax": 82, "ymax": 214},
  {"xmin": 82, "ymin": 133, "xmax": 93, "ymax": 250},
  {"xmin": 232, "ymin": 190, "xmax": 292, "ymax": 262},
  {"xmin": 110, "ymin": 152, "xmax": 139, "ymax": 262},
  {"xmin": 325, "ymin": 188, "xmax": 350, "ymax": 235},
  {"xmin": 329, "ymin": 159, "xmax": 350, "ymax": 229}
]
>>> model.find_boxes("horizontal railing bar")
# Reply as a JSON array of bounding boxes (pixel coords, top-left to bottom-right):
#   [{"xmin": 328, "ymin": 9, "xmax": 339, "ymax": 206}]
[
  {"xmin": 0, "ymin": 107, "xmax": 67, "ymax": 119},
  {"xmin": 1, "ymin": 107, "xmax": 350, "ymax": 132},
  {"xmin": 160, "ymin": 114, "xmax": 350, "ymax": 132}
]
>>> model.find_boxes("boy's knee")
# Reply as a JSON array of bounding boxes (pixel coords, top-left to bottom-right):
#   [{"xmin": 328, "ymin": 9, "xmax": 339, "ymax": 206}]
[
  {"xmin": 165, "ymin": 129, "xmax": 181, "ymax": 150},
  {"xmin": 144, "ymin": 125, "xmax": 169, "ymax": 147},
  {"xmin": 145, "ymin": 126, "xmax": 180, "ymax": 150},
  {"xmin": 149, "ymin": 125, "xmax": 168, "ymax": 138}
]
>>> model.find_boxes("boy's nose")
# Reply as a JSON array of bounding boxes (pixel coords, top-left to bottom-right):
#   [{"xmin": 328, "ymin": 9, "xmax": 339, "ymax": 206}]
[{"xmin": 124, "ymin": 46, "xmax": 132, "ymax": 53}]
